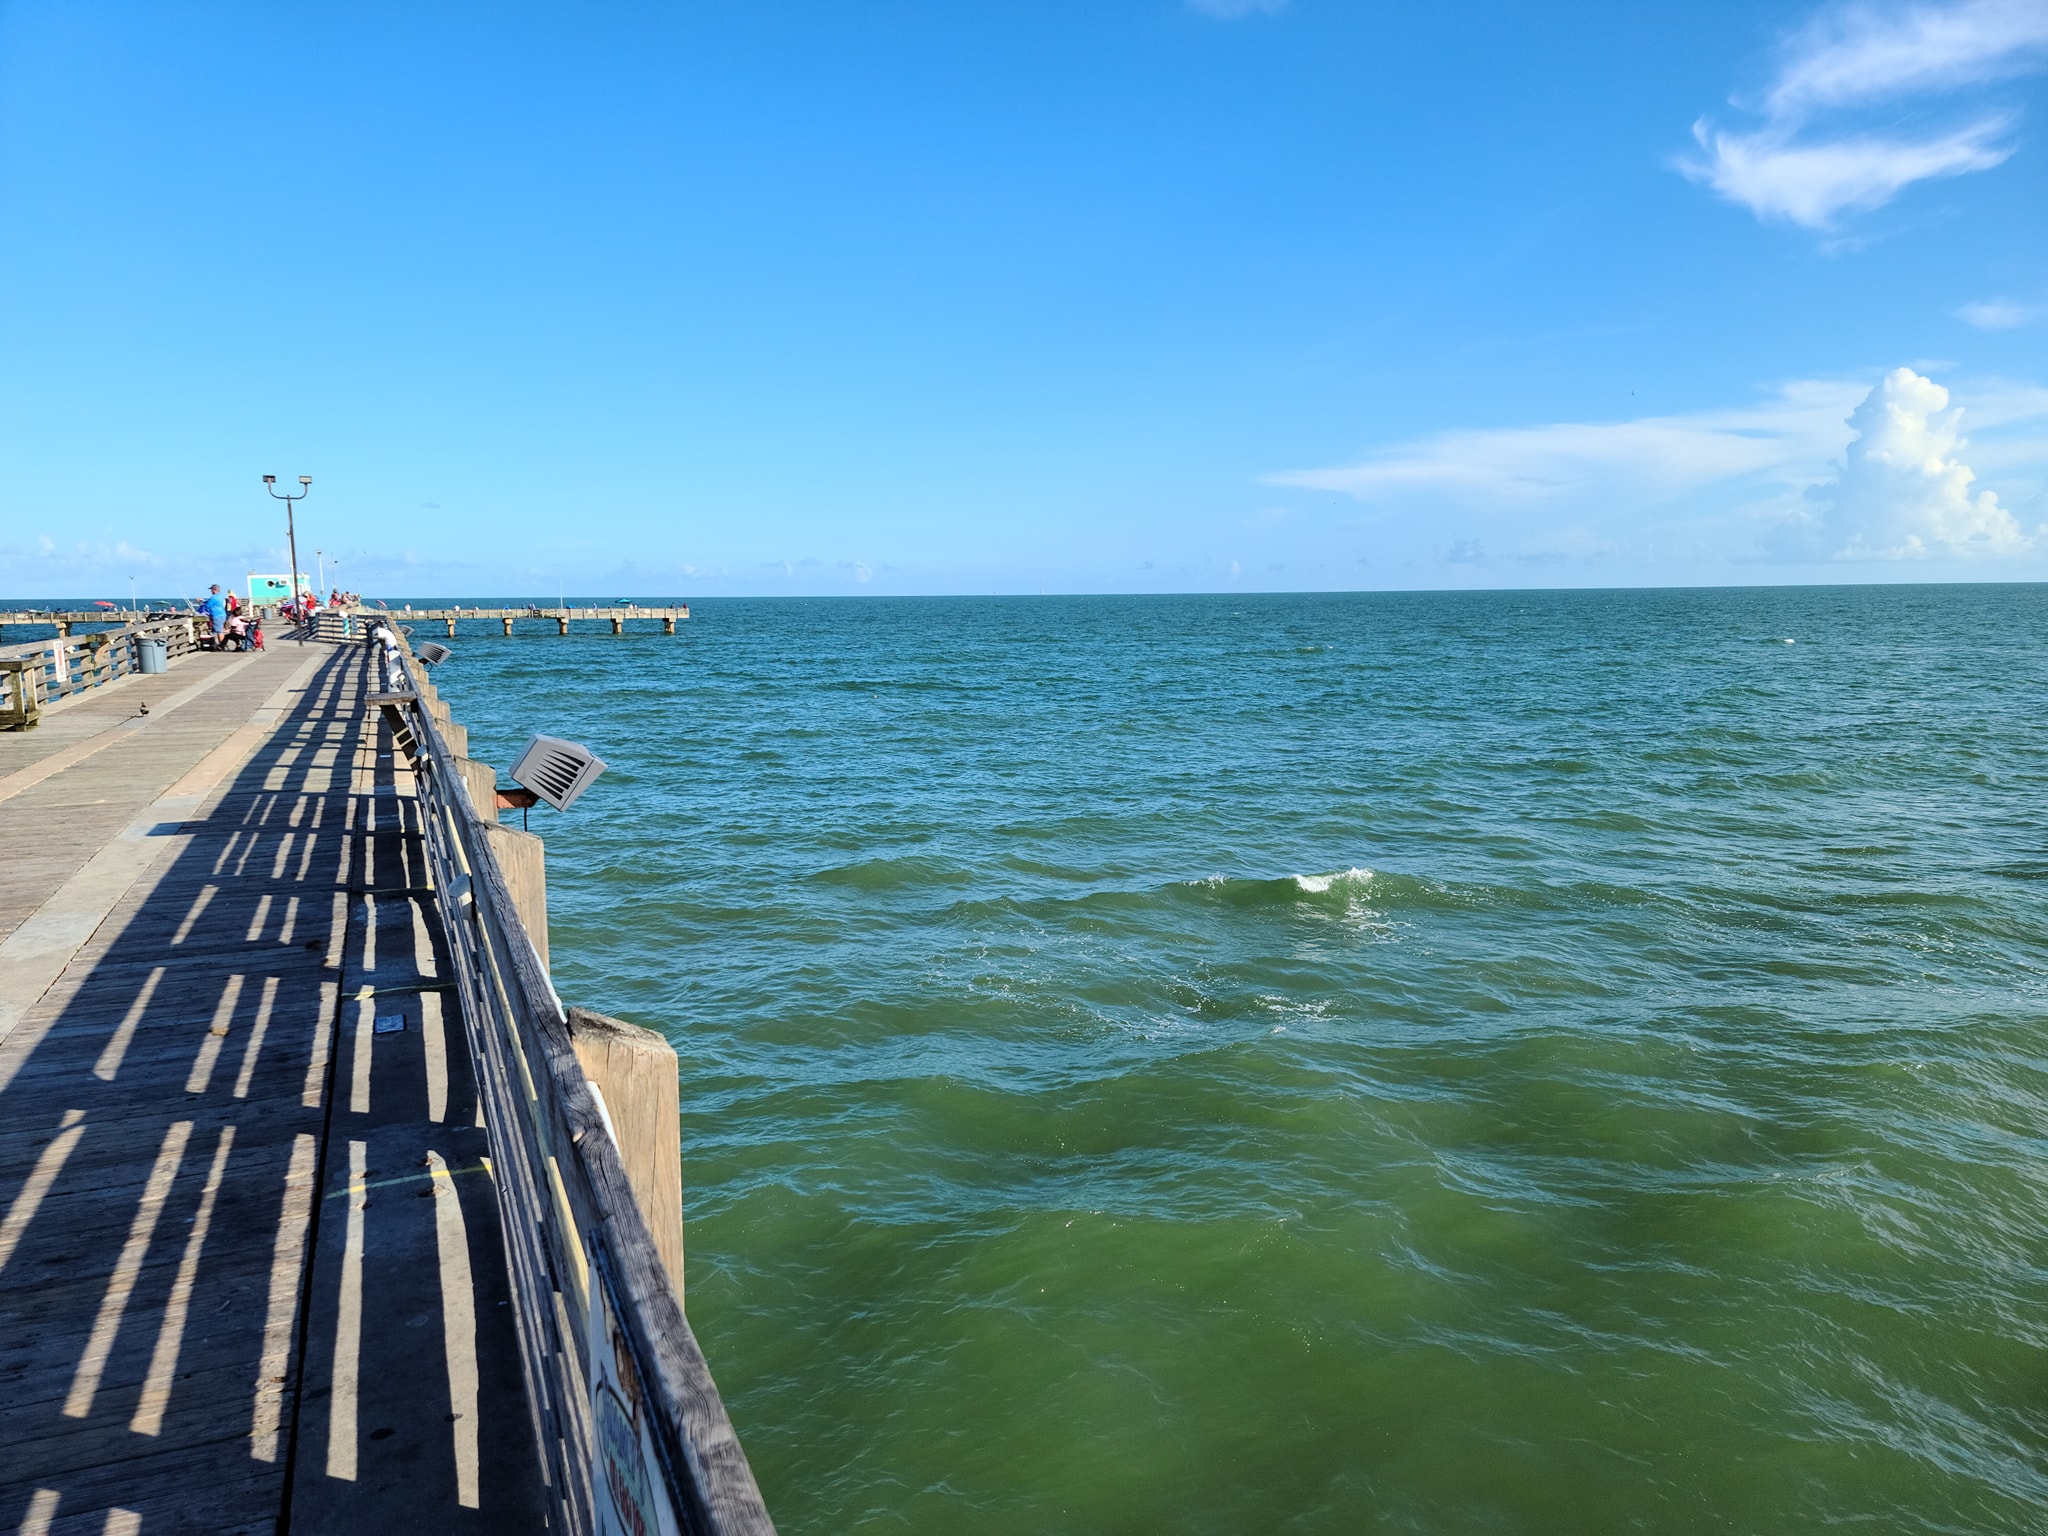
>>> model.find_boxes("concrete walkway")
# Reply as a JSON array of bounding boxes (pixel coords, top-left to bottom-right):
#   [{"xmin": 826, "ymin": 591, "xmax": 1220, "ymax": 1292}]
[{"xmin": 0, "ymin": 641, "xmax": 545, "ymax": 1534}]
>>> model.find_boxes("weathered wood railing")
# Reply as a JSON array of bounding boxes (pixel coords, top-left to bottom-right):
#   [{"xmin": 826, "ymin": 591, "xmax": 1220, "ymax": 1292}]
[
  {"xmin": 365, "ymin": 622, "xmax": 773, "ymax": 1536},
  {"xmin": 0, "ymin": 617, "xmax": 204, "ymax": 729}
]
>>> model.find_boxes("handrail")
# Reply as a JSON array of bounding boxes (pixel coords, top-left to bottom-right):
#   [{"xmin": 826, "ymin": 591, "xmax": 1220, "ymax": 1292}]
[{"xmin": 364, "ymin": 623, "xmax": 775, "ymax": 1536}]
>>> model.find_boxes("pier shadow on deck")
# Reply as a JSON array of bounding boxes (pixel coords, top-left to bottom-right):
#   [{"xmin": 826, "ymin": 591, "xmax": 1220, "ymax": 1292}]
[{"xmin": 0, "ymin": 644, "xmax": 546, "ymax": 1535}]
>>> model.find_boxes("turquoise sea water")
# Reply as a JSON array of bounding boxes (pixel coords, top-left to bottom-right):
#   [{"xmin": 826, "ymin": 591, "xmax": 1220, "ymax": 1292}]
[{"xmin": 427, "ymin": 587, "xmax": 2048, "ymax": 1534}]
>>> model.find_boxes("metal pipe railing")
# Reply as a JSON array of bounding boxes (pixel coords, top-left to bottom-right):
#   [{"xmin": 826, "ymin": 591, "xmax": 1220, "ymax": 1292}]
[{"xmin": 363, "ymin": 624, "xmax": 774, "ymax": 1536}]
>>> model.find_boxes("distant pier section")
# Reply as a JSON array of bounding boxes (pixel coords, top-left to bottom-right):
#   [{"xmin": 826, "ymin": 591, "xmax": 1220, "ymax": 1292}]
[
  {"xmin": 374, "ymin": 604, "xmax": 690, "ymax": 636},
  {"xmin": 4, "ymin": 604, "xmax": 691, "ymax": 641}
]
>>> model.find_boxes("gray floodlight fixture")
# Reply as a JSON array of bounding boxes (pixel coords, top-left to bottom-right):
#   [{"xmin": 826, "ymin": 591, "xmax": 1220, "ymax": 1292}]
[
  {"xmin": 416, "ymin": 640, "xmax": 453, "ymax": 666},
  {"xmin": 509, "ymin": 734, "xmax": 607, "ymax": 813}
]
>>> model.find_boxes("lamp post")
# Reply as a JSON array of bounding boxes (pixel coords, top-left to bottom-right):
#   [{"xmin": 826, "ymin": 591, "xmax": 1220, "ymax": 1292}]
[
  {"xmin": 316, "ymin": 549, "xmax": 326, "ymax": 596},
  {"xmin": 263, "ymin": 475, "xmax": 312, "ymax": 644}
]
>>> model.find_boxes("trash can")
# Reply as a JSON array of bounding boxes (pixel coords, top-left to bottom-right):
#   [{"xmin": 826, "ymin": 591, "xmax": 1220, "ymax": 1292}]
[{"xmin": 135, "ymin": 636, "xmax": 168, "ymax": 674}]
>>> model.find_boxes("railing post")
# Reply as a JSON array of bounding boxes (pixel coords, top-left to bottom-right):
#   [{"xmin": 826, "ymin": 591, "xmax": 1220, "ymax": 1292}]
[{"xmin": 0, "ymin": 659, "xmax": 38, "ymax": 731}]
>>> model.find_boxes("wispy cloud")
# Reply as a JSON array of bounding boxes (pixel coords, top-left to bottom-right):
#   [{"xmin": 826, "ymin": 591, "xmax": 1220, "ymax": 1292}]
[
  {"xmin": 1270, "ymin": 380, "xmax": 1865, "ymax": 504},
  {"xmin": 1685, "ymin": 116, "xmax": 2011, "ymax": 228},
  {"xmin": 1680, "ymin": 1, "xmax": 2048, "ymax": 228},
  {"xmin": 1956, "ymin": 296, "xmax": 2047, "ymax": 329},
  {"xmin": 1763, "ymin": 0, "xmax": 2048, "ymax": 113}
]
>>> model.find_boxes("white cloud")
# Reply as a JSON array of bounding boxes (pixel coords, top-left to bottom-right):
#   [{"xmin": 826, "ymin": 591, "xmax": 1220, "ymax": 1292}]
[
  {"xmin": 1680, "ymin": 1, "xmax": 2048, "ymax": 228},
  {"xmin": 1813, "ymin": 366, "xmax": 2027, "ymax": 557},
  {"xmin": 1763, "ymin": 0, "xmax": 2048, "ymax": 114},
  {"xmin": 1271, "ymin": 379, "xmax": 1865, "ymax": 504},
  {"xmin": 1683, "ymin": 116, "xmax": 2011, "ymax": 228},
  {"xmin": 1956, "ymin": 297, "xmax": 2047, "ymax": 328},
  {"xmin": 1270, "ymin": 368, "xmax": 2045, "ymax": 570},
  {"xmin": 1953, "ymin": 378, "xmax": 2048, "ymax": 430}
]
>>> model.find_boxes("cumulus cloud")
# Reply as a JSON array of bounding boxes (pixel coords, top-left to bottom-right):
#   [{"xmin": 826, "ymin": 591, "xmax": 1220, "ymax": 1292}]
[
  {"xmin": 1810, "ymin": 366, "xmax": 2027, "ymax": 558},
  {"xmin": 1679, "ymin": 0, "xmax": 2048, "ymax": 228}
]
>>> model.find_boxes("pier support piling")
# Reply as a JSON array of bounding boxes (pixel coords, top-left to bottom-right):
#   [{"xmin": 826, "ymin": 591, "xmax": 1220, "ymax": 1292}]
[
  {"xmin": 569, "ymin": 1008, "xmax": 685, "ymax": 1296},
  {"xmin": 456, "ymin": 757, "xmax": 499, "ymax": 823},
  {"xmin": 483, "ymin": 822, "xmax": 549, "ymax": 969}
]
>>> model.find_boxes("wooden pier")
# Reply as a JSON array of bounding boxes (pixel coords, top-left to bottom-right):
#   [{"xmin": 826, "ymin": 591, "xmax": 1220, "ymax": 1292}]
[
  {"xmin": 369, "ymin": 605, "xmax": 690, "ymax": 637},
  {"xmin": 0, "ymin": 623, "xmax": 767, "ymax": 1534}
]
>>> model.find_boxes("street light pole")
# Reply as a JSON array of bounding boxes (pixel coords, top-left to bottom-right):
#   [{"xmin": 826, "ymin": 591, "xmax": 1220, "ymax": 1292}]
[{"xmin": 263, "ymin": 475, "xmax": 312, "ymax": 644}]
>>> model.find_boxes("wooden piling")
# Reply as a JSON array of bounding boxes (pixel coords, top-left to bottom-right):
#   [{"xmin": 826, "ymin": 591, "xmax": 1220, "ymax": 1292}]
[
  {"xmin": 483, "ymin": 822, "xmax": 549, "ymax": 970},
  {"xmin": 569, "ymin": 1008, "xmax": 685, "ymax": 1297},
  {"xmin": 456, "ymin": 756, "xmax": 499, "ymax": 823},
  {"xmin": 501, "ymin": 616, "xmax": 514, "ymax": 637}
]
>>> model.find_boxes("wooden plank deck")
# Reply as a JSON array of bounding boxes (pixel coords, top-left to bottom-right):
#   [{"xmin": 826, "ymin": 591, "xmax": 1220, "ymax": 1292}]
[{"xmin": 0, "ymin": 640, "xmax": 546, "ymax": 1534}]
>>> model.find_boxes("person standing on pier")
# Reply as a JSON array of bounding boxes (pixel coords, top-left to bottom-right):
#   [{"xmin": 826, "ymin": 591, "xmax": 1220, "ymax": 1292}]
[{"xmin": 200, "ymin": 583, "xmax": 228, "ymax": 642}]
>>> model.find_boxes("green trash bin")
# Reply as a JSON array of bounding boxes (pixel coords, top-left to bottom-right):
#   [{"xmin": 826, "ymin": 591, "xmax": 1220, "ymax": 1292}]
[{"xmin": 136, "ymin": 636, "xmax": 168, "ymax": 674}]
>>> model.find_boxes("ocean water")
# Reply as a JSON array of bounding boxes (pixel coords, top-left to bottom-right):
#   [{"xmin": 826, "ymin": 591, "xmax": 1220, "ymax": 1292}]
[{"xmin": 425, "ymin": 587, "xmax": 2048, "ymax": 1535}]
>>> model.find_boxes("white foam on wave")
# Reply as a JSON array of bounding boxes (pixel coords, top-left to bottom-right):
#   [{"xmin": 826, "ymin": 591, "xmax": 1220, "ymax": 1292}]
[{"xmin": 1292, "ymin": 867, "xmax": 1373, "ymax": 894}]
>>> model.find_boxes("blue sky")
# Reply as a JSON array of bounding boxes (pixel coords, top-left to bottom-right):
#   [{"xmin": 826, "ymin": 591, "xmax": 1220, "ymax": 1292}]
[{"xmin": 3, "ymin": 0, "xmax": 2046, "ymax": 598}]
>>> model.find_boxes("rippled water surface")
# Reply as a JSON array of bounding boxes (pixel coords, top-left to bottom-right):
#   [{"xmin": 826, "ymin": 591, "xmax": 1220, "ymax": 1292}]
[{"xmin": 429, "ymin": 587, "xmax": 2048, "ymax": 1534}]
